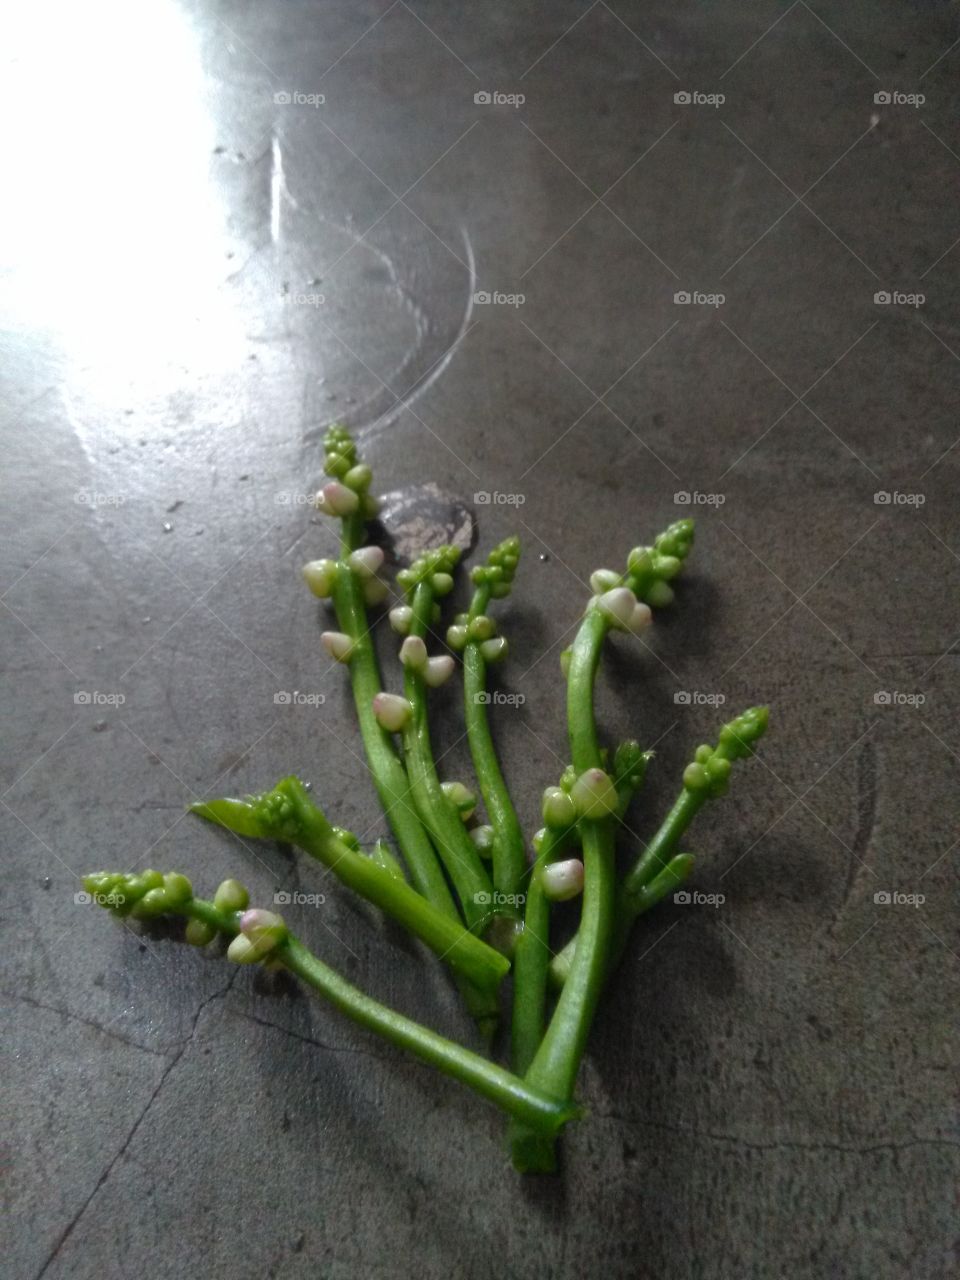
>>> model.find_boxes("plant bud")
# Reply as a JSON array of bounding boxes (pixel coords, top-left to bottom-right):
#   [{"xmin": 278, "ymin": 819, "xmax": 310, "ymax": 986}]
[
  {"xmin": 596, "ymin": 587, "xmax": 639, "ymax": 630},
  {"xmin": 321, "ymin": 631, "xmax": 354, "ymax": 663},
  {"xmin": 302, "ymin": 558, "xmax": 338, "ymax": 598},
  {"xmin": 469, "ymin": 825, "xmax": 495, "ymax": 859},
  {"xmin": 362, "ymin": 577, "xmax": 389, "ymax": 606},
  {"xmin": 468, "ymin": 615, "xmax": 496, "ymax": 642},
  {"xmin": 431, "ymin": 572, "xmax": 454, "ymax": 597},
  {"xmin": 441, "ymin": 780, "xmax": 476, "ymax": 821},
  {"xmin": 423, "ymin": 655, "xmax": 455, "ymax": 687},
  {"xmin": 214, "ymin": 878, "xmax": 250, "ymax": 912},
  {"xmin": 589, "ymin": 568, "xmax": 620, "ymax": 594},
  {"xmin": 399, "ymin": 635, "xmax": 428, "ymax": 671},
  {"xmin": 540, "ymin": 858, "xmax": 585, "ymax": 901},
  {"xmin": 185, "ymin": 919, "xmax": 217, "ymax": 946},
  {"xmin": 446, "ymin": 624, "xmax": 468, "ymax": 651},
  {"xmin": 372, "ymin": 692, "xmax": 413, "ymax": 732},
  {"xmin": 313, "ymin": 481, "xmax": 359, "ymax": 517},
  {"xmin": 626, "ymin": 601, "xmax": 653, "ymax": 635},
  {"xmin": 346, "ymin": 546, "xmax": 384, "ymax": 578},
  {"xmin": 389, "ymin": 605, "xmax": 413, "ymax": 634},
  {"xmin": 571, "ymin": 768, "xmax": 619, "ymax": 819},
  {"xmin": 542, "ymin": 786, "xmax": 577, "ymax": 829},
  {"xmin": 343, "ymin": 463, "xmax": 372, "ymax": 492},
  {"xmin": 480, "ymin": 637, "xmax": 508, "ymax": 663}
]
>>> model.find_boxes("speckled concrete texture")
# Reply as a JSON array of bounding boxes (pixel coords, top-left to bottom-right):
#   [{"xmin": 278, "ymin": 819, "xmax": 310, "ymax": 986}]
[{"xmin": 2, "ymin": 3, "xmax": 958, "ymax": 1278}]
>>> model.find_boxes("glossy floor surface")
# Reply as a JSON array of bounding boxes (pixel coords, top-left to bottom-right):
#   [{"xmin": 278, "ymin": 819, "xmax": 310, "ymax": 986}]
[{"xmin": 2, "ymin": 3, "xmax": 958, "ymax": 1277}]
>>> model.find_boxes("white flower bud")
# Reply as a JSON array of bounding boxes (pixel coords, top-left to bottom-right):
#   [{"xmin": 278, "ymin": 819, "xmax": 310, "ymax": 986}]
[
  {"xmin": 372, "ymin": 692, "xmax": 413, "ymax": 732},
  {"xmin": 240, "ymin": 908, "xmax": 285, "ymax": 939},
  {"xmin": 423, "ymin": 655, "xmax": 455, "ymax": 687},
  {"xmin": 321, "ymin": 631, "xmax": 354, "ymax": 663},
  {"xmin": 389, "ymin": 605, "xmax": 414, "ymax": 634},
  {"xmin": 399, "ymin": 635, "xmax": 428, "ymax": 671},
  {"xmin": 346, "ymin": 545, "xmax": 384, "ymax": 579},
  {"xmin": 571, "ymin": 767, "xmax": 619, "ymax": 819},
  {"xmin": 596, "ymin": 586, "xmax": 639, "ymax": 630},
  {"xmin": 313, "ymin": 481, "xmax": 359, "ymax": 517},
  {"xmin": 540, "ymin": 858, "xmax": 585, "ymax": 901},
  {"xmin": 442, "ymin": 780, "xmax": 476, "ymax": 820},
  {"xmin": 626, "ymin": 601, "xmax": 653, "ymax": 635},
  {"xmin": 589, "ymin": 568, "xmax": 620, "ymax": 595},
  {"xmin": 480, "ymin": 636, "xmax": 508, "ymax": 663},
  {"xmin": 301, "ymin": 558, "xmax": 338, "ymax": 598},
  {"xmin": 227, "ymin": 933, "xmax": 277, "ymax": 964}
]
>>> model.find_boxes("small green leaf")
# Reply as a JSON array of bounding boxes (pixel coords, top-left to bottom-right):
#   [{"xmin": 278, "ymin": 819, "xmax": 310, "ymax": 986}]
[{"xmin": 189, "ymin": 797, "xmax": 267, "ymax": 838}]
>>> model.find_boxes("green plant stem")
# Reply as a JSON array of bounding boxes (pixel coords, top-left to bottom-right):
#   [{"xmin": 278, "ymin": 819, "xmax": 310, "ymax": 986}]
[
  {"xmin": 333, "ymin": 513, "xmax": 456, "ymax": 918},
  {"xmin": 273, "ymin": 780, "xmax": 511, "ymax": 993},
  {"xmin": 508, "ymin": 825, "xmax": 570, "ymax": 1172},
  {"xmin": 519, "ymin": 608, "xmax": 618, "ymax": 1171},
  {"xmin": 177, "ymin": 897, "xmax": 575, "ymax": 1135},
  {"xmin": 401, "ymin": 581, "xmax": 495, "ymax": 932},
  {"xmin": 463, "ymin": 582, "xmax": 526, "ymax": 906}
]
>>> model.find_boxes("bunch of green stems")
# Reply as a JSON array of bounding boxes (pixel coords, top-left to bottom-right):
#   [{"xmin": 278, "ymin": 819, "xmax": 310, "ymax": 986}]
[{"xmin": 83, "ymin": 425, "xmax": 768, "ymax": 1170}]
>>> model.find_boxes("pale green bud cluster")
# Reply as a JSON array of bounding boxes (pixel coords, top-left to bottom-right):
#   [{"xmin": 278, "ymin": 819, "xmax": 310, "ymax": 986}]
[
  {"xmin": 227, "ymin": 908, "xmax": 288, "ymax": 964},
  {"xmin": 320, "ymin": 425, "xmax": 380, "ymax": 519},
  {"xmin": 682, "ymin": 706, "xmax": 769, "ymax": 796},
  {"xmin": 447, "ymin": 611, "xmax": 509, "ymax": 663},
  {"xmin": 623, "ymin": 519, "xmax": 694, "ymax": 605},
  {"xmin": 469, "ymin": 535, "xmax": 521, "ymax": 600},
  {"xmin": 82, "ymin": 870, "xmax": 193, "ymax": 920},
  {"xmin": 397, "ymin": 545, "xmax": 461, "ymax": 602}
]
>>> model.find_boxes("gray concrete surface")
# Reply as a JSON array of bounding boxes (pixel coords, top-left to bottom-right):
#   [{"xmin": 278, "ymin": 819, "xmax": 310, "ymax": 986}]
[{"xmin": 2, "ymin": 2, "xmax": 958, "ymax": 1277}]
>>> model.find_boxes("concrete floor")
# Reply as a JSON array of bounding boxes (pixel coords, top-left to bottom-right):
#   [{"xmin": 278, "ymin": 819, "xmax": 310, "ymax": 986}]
[{"xmin": 2, "ymin": 2, "xmax": 958, "ymax": 1277}]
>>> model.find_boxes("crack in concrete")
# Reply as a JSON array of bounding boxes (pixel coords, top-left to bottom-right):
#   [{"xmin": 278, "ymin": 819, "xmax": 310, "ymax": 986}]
[
  {"xmin": 6, "ymin": 992, "xmax": 173, "ymax": 1060},
  {"xmin": 834, "ymin": 734, "xmax": 878, "ymax": 930},
  {"xmin": 231, "ymin": 1007, "xmax": 395, "ymax": 1063},
  {"xmin": 595, "ymin": 1113, "xmax": 960, "ymax": 1156},
  {"xmin": 31, "ymin": 973, "xmax": 238, "ymax": 1280}
]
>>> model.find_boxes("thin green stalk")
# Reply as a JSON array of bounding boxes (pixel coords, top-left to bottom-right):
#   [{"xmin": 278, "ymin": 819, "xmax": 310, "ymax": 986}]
[
  {"xmin": 335, "ymin": 514, "xmax": 457, "ymax": 917},
  {"xmin": 401, "ymin": 577, "xmax": 495, "ymax": 933},
  {"xmin": 190, "ymin": 778, "xmax": 509, "ymax": 996},
  {"xmin": 453, "ymin": 538, "xmax": 526, "ymax": 906},
  {"xmin": 508, "ymin": 824, "xmax": 570, "ymax": 1172},
  {"xmin": 549, "ymin": 704, "xmax": 769, "ymax": 986},
  {"xmin": 83, "ymin": 874, "xmax": 575, "ymax": 1136},
  {"xmin": 517, "ymin": 609, "xmax": 618, "ymax": 1171}
]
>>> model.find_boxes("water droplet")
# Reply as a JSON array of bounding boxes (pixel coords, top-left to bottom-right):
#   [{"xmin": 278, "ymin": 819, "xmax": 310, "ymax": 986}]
[{"xmin": 162, "ymin": 522, "xmax": 173, "ymax": 533}]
